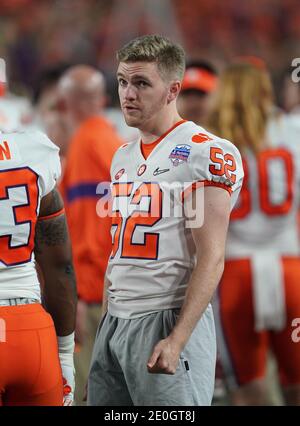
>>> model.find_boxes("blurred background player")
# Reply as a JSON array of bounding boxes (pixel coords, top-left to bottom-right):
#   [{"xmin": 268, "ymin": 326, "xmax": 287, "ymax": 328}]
[
  {"xmin": 208, "ymin": 63, "xmax": 300, "ymax": 405},
  {"xmin": 58, "ymin": 65, "xmax": 123, "ymax": 405},
  {"xmin": 32, "ymin": 64, "xmax": 72, "ymax": 170},
  {"xmin": 0, "ymin": 126, "xmax": 77, "ymax": 405},
  {"xmin": 178, "ymin": 61, "xmax": 218, "ymax": 125}
]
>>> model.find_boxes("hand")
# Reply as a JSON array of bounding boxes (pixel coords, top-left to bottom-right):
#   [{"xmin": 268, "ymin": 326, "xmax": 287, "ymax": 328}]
[
  {"xmin": 59, "ymin": 352, "xmax": 75, "ymax": 406},
  {"xmin": 147, "ymin": 337, "xmax": 182, "ymax": 375}
]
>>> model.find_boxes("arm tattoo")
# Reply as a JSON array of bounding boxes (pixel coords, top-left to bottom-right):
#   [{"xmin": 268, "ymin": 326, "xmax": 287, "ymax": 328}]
[
  {"xmin": 34, "ymin": 215, "xmax": 68, "ymax": 253},
  {"xmin": 64, "ymin": 263, "xmax": 77, "ymax": 293},
  {"xmin": 64, "ymin": 263, "xmax": 76, "ymax": 286},
  {"xmin": 65, "ymin": 263, "xmax": 74, "ymax": 275}
]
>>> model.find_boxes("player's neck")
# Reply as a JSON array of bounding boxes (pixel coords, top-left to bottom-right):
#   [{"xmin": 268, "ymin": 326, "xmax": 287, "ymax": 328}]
[{"xmin": 140, "ymin": 111, "xmax": 183, "ymax": 145}]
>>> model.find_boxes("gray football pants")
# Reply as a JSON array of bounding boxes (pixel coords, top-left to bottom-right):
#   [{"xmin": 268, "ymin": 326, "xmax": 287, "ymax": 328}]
[{"xmin": 87, "ymin": 305, "xmax": 216, "ymax": 406}]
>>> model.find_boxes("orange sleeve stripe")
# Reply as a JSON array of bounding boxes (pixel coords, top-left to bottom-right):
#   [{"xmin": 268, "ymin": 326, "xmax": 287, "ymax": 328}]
[
  {"xmin": 38, "ymin": 208, "xmax": 65, "ymax": 221},
  {"xmin": 203, "ymin": 180, "xmax": 233, "ymax": 194},
  {"xmin": 182, "ymin": 180, "xmax": 232, "ymax": 201}
]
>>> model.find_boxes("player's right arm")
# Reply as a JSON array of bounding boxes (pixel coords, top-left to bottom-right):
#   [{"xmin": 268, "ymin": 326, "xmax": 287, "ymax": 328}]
[{"xmin": 34, "ymin": 186, "xmax": 77, "ymax": 405}]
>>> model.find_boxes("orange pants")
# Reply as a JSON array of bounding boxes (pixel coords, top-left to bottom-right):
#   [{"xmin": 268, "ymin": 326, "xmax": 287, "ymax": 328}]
[
  {"xmin": 0, "ymin": 303, "xmax": 63, "ymax": 406},
  {"xmin": 217, "ymin": 257, "xmax": 300, "ymax": 388}
]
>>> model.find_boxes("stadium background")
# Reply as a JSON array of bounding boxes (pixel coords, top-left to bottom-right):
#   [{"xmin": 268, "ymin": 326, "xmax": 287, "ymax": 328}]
[{"xmin": 0, "ymin": 0, "xmax": 299, "ymax": 104}]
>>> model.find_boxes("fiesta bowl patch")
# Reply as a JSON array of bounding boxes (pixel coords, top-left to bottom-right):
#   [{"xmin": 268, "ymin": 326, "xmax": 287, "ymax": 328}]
[{"xmin": 169, "ymin": 144, "xmax": 191, "ymax": 166}]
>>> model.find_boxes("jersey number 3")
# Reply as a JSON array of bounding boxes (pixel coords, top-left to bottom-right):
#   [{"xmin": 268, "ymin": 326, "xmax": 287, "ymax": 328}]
[{"xmin": 0, "ymin": 168, "xmax": 39, "ymax": 266}]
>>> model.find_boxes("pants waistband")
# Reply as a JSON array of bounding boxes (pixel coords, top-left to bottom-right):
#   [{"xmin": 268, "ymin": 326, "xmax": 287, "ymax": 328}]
[{"xmin": 0, "ymin": 298, "xmax": 39, "ymax": 307}]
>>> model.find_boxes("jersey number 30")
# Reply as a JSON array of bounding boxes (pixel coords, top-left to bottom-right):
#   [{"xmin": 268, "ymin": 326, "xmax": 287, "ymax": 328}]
[{"xmin": 232, "ymin": 148, "xmax": 294, "ymax": 219}]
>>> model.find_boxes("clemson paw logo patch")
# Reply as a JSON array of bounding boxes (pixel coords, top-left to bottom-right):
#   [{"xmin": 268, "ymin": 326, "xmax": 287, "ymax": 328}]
[
  {"xmin": 137, "ymin": 164, "xmax": 147, "ymax": 176},
  {"xmin": 115, "ymin": 168, "xmax": 125, "ymax": 180},
  {"xmin": 191, "ymin": 133, "xmax": 213, "ymax": 143}
]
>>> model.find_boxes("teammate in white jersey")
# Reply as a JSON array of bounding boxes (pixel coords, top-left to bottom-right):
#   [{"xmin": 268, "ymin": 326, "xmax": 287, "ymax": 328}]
[
  {"xmin": 208, "ymin": 62, "xmax": 300, "ymax": 405},
  {"xmin": 88, "ymin": 35, "xmax": 243, "ymax": 406},
  {"xmin": 0, "ymin": 129, "xmax": 77, "ymax": 405}
]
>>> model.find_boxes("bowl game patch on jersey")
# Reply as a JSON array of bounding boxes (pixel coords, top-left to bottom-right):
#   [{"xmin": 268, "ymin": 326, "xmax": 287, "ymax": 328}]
[{"xmin": 169, "ymin": 144, "xmax": 191, "ymax": 166}]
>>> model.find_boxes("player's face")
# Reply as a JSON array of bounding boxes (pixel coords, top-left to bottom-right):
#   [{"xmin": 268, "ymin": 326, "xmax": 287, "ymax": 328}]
[{"xmin": 117, "ymin": 61, "xmax": 169, "ymax": 129}]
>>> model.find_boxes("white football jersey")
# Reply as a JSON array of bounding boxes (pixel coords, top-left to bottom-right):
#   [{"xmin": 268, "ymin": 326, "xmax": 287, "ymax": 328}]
[
  {"xmin": 106, "ymin": 120, "xmax": 244, "ymax": 318},
  {"xmin": 0, "ymin": 129, "xmax": 61, "ymax": 300},
  {"xmin": 227, "ymin": 114, "xmax": 300, "ymax": 258}
]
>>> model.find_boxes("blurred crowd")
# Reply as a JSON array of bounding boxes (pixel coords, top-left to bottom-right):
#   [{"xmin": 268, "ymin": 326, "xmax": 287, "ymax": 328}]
[{"xmin": 0, "ymin": 0, "xmax": 300, "ymax": 101}]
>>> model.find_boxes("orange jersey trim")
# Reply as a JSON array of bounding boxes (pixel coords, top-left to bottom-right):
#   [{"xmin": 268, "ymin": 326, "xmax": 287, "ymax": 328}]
[
  {"xmin": 182, "ymin": 179, "xmax": 232, "ymax": 201},
  {"xmin": 258, "ymin": 148, "xmax": 294, "ymax": 216},
  {"xmin": 141, "ymin": 119, "xmax": 187, "ymax": 160},
  {"xmin": 0, "ymin": 82, "xmax": 6, "ymax": 97},
  {"xmin": 38, "ymin": 208, "xmax": 65, "ymax": 221}
]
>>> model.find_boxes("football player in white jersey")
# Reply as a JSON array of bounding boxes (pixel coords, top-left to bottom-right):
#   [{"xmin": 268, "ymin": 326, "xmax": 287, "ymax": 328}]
[
  {"xmin": 208, "ymin": 62, "xmax": 300, "ymax": 405},
  {"xmin": 87, "ymin": 35, "xmax": 243, "ymax": 406},
  {"xmin": 0, "ymin": 129, "xmax": 77, "ymax": 405}
]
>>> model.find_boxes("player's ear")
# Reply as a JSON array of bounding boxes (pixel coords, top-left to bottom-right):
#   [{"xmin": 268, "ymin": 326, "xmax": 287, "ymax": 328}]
[{"xmin": 167, "ymin": 81, "xmax": 181, "ymax": 104}]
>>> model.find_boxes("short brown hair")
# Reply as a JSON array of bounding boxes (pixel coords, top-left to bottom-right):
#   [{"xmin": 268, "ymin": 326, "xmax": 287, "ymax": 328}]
[{"xmin": 117, "ymin": 34, "xmax": 185, "ymax": 81}]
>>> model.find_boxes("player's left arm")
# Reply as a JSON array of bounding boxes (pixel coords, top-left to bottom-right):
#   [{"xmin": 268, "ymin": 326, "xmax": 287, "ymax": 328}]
[
  {"xmin": 147, "ymin": 186, "xmax": 230, "ymax": 374},
  {"xmin": 35, "ymin": 187, "xmax": 77, "ymax": 335},
  {"xmin": 34, "ymin": 186, "xmax": 77, "ymax": 405}
]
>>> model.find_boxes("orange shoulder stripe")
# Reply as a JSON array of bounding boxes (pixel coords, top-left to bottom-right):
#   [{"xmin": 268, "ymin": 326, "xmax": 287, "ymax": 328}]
[
  {"xmin": 38, "ymin": 208, "xmax": 65, "ymax": 221},
  {"xmin": 182, "ymin": 180, "xmax": 232, "ymax": 201}
]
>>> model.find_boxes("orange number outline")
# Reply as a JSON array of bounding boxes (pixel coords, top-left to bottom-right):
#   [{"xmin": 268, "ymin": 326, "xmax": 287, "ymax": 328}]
[
  {"xmin": 111, "ymin": 182, "xmax": 162, "ymax": 260},
  {"xmin": 259, "ymin": 148, "xmax": 294, "ymax": 215},
  {"xmin": 209, "ymin": 147, "xmax": 224, "ymax": 176},
  {"xmin": 231, "ymin": 158, "xmax": 251, "ymax": 220},
  {"xmin": 0, "ymin": 167, "xmax": 39, "ymax": 266},
  {"xmin": 111, "ymin": 182, "xmax": 133, "ymax": 259},
  {"xmin": 209, "ymin": 147, "xmax": 237, "ymax": 183},
  {"xmin": 231, "ymin": 148, "xmax": 294, "ymax": 220}
]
